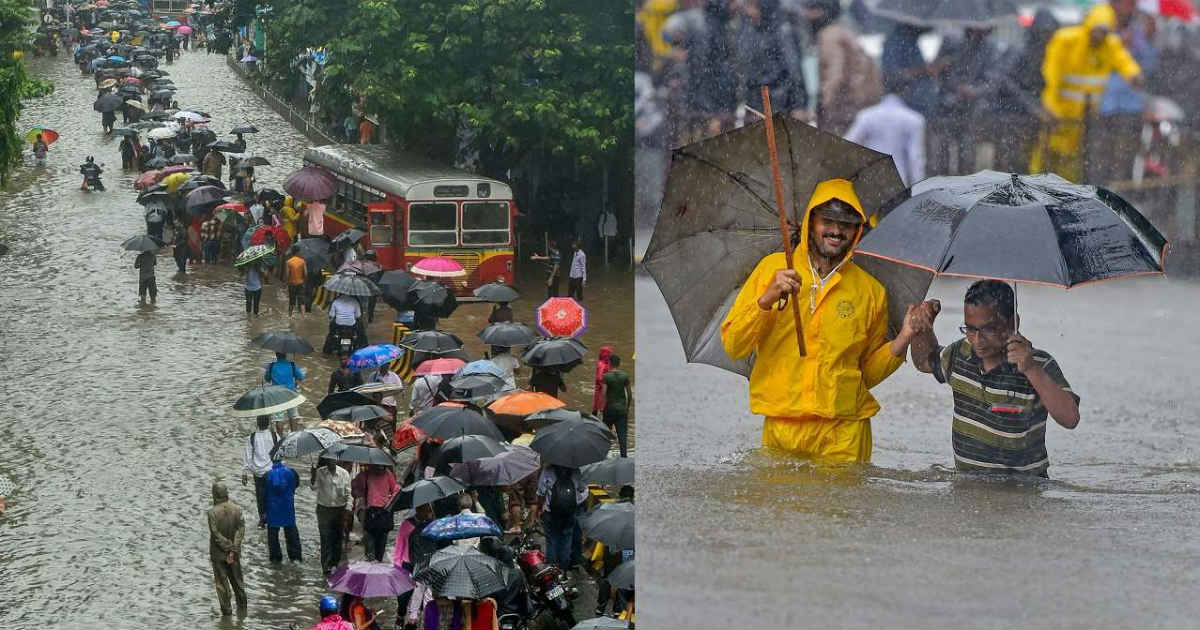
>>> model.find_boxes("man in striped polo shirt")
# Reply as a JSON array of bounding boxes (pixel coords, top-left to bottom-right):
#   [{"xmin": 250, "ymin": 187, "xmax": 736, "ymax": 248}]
[{"xmin": 906, "ymin": 280, "xmax": 1080, "ymax": 476}]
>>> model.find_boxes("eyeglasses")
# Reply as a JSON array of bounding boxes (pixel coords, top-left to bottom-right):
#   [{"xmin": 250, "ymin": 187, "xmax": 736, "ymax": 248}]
[{"xmin": 958, "ymin": 324, "xmax": 1008, "ymax": 338}]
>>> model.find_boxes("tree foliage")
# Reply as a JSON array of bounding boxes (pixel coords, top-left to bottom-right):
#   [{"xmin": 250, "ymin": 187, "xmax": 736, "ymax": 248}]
[{"xmin": 0, "ymin": 0, "xmax": 53, "ymax": 188}]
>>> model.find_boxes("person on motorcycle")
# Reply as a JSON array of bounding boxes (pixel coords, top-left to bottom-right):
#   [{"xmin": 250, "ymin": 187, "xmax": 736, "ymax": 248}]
[
  {"xmin": 79, "ymin": 156, "xmax": 104, "ymax": 191},
  {"xmin": 325, "ymin": 291, "xmax": 362, "ymax": 355},
  {"xmin": 312, "ymin": 595, "xmax": 354, "ymax": 630}
]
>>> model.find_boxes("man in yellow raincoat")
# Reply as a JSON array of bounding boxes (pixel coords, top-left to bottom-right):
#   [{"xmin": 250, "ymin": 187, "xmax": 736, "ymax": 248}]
[
  {"xmin": 1034, "ymin": 4, "xmax": 1142, "ymax": 182},
  {"xmin": 721, "ymin": 179, "xmax": 917, "ymax": 463}
]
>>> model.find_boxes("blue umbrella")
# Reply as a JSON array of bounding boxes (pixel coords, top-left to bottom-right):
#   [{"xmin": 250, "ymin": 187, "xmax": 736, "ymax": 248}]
[
  {"xmin": 107, "ymin": 55, "xmax": 125, "ymax": 62},
  {"xmin": 89, "ymin": 57, "xmax": 107, "ymax": 70},
  {"xmin": 456, "ymin": 360, "xmax": 505, "ymax": 379},
  {"xmin": 347, "ymin": 344, "xmax": 404, "ymax": 373},
  {"xmin": 241, "ymin": 54, "xmax": 258, "ymax": 63},
  {"xmin": 165, "ymin": 20, "xmax": 180, "ymax": 26},
  {"xmin": 421, "ymin": 513, "xmax": 503, "ymax": 542}
]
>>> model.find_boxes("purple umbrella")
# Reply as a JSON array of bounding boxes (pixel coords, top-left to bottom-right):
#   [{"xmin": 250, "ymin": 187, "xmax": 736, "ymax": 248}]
[
  {"xmin": 327, "ymin": 561, "xmax": 415, "ymax": 597},
  {"xmin": 284, "ymin": 165, "xmax": 336, "ymax": 201}
]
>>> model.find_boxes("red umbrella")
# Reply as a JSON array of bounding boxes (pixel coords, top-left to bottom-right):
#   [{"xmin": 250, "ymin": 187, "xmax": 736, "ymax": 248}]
[
  {"xmin": 134, "ymin": 169, "xmax": 163, "ymax": 190},
  {"xmin": 1151, "ymin": 0, "xmax": 1198, "ymax": 21},
  {"xmin": 536, "ymin": 297, "xmax": 587, "ymax": 338},
  {"xmin": 413, "ymin": 358, "xmax": 467, "ymax": 376},
  {"xmin": 250, "ymin": 225, "xmax": 291, "ymax": 253},
  {"xmin": 120, "ymin": 76, "xmax": 141, "ymax": 85}
]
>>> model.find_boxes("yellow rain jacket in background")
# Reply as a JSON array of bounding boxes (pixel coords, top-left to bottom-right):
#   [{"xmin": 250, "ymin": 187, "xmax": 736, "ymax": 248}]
[
  {"xmin": 281, "ymin": 199, "xmax": 299, "ymax": 240},
  {"xmin": 1035, "ymin": 4, "xmax": 1140, "ymax": 180},
  {"xmin": 161, "ymin": 171, "xmax": 191, "ymax": 192},
  {"xmin": 636, "ymin": 0, "xmax": 678, "ymax": 59},
  {"xmin": 720, "ymin": 179, "xmax": 904, "ymax": 462}
]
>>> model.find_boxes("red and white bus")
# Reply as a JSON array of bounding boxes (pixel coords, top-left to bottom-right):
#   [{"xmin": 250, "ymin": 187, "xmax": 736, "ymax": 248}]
[{"xmin": 303, "ymin": 145, "xmax": 517, "ymax": 296}]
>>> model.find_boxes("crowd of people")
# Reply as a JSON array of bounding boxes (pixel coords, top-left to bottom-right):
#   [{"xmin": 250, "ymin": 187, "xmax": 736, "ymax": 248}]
[{"xmin": 636, "ymin": 0, "xmax": 1200, "ymax": 185}]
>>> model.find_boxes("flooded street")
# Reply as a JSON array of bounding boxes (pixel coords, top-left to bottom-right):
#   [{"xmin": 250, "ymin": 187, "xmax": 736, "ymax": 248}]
[
  {"xmin": 0, "ymin": 50, "xmax": 631, "ymax": 629},
  {"xmin": 637, "ymin": 271, "xmax": 1200, "ymax": 628}
]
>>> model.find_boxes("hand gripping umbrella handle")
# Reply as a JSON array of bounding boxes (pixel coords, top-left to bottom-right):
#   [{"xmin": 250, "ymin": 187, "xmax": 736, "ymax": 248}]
[{"xmin": 762, "ymin": 86, "xmax": 806, "ymax": 356}]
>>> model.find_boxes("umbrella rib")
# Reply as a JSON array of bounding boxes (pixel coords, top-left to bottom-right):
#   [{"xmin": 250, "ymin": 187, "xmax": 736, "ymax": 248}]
[{"xmin": 674, "ymin": 150, "xmax": 779, "ymax": 220}]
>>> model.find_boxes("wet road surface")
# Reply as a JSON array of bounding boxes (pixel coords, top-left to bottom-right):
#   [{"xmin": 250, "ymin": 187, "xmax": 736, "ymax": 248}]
[
  {"xmin": 636, "ymin": 269, "xmax": 1200, "ymax": 628},
  {"xmin": 0, "ymin": 49, "xmax": 632, "ymax": 629}
]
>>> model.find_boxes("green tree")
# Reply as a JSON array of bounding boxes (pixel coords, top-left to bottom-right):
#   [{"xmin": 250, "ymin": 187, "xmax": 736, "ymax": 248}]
[{"xmin": 0, "ymin": 0, "xmax": 53, "ymax": 188}]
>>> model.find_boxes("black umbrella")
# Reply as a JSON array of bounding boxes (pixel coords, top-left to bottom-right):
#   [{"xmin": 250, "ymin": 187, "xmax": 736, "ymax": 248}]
[
  {"xmin": 111, "ymin": 127, "xmax": 139, "ymax": 137},
  {"xmin": 186, "ymin": 185, "xmax": 225, "ymax": 210},
  {"xmin": 231, "ymin": 384, "xmax": 305, "ymax": 417},
  {"xmin": 473, "ymin": 282, "xmax": 520, "ymax": 303},
  {"xmin": 233, "ymin": 155, "xmax": 270, "ymax": 167},
  {"xmin": 866, "ymin": 0, "xmax": 1020, "ymax": 28},
  {"xmin": 167, "ymin": 153, "xmax": 195, "ymax": 165},
  {"xmin": 522, "ymin": 338, "xmax": 586, "ymax": 370},
  {"xmin": 580, "ymin": 502, "xmax": 634, "ymax": 550},
  {"xmin": 449, "ymin": 444, "xmax": 540, "ymax": 487},
  {"xmin": 230, "ymin": 124, "xmax": 259, "ymax": 134},
  {"xmin": 608, "ymin": 559, "xmax": 634, "ymax": 589},
  {"xmin": 258, "ymin": 188, "xmax": 286, "ymax": 203},
  {"xmin": 643, "ymin": 114, "xmax": 907, "ymax": 377},
  {"xmin": 856, "ymin": 171, "xmax": 1168, "ymax": 289},
  {"xmin": 316, "ymin": 391, "xmax": 377, "ymax": 418},
  {"xmin": 407, "ymin": 281, "xmax": 458, "ymax": 318},
  {"xmin": 448, "ymin": 373, "xmax": 508, "ymax": 402},
  {"xmin": 144, "ymin": 156, "xmax": 168, "ymax": 169},
  {"xmin": 192, "ymin": 128, "xmax": 217, "ymax": 144},
  {"xmin": 140, "ymin": 110, "xmax": 170, "ymax": 120},
  {"xmin": 477, "ymin": 322, "xmax": 536, "ymax": 348},
  {"xmin": 205, "ymin": 139, "xmax": 238, "ymax": 152},
  {"xmin": 529, "ymin": 417, "xmax": 614, "ymax": 467},
  {"xmin": 122, "ymin": 233, "xmax": 162, "ymax": 252},
  {"xmin": 379, "ymin": 270, "xmax": 419, "ymax": 309},
  {"xmin": 398, "ymin": 330, "xmax": 464, "ymax": 354},
  {"xmin": 331, "ymin": 228, "xmax": 366, "ymax": 250},
  {"xmin": 327, "ymin": 404, "xmax": 392, "ymax": 423},
  {"xmin": 270, "ymin": 427, "xmax": 342, "ymax": 460},
  {"xmin": 295, "ymin": 237, "xmax": 331, "ymax": 270},
  {"xmin": 93, "ymin": 92, "xmax": 124, "ymax": 112},
  {"xmin": 581, "ymin": 457, "xmax": 634, "ymax": 486},
  {"xmin": 323, "ymin": 271, "xmax": 380, "ymax": 297},
  {"xmin": 130, "ymin": 121, "xmax": 164, "ymax": 130},
  {"xmin": 413, "ymin": 546, "xmax": 506, "ymax": 601},
  {"xmin": 387, "ymin": 476, "xmax": 466, "ymax": 512},
  {"xmin": 434, "ymin": 434, "xmax": 508, "ymax": 470},
  {"xmin": 323, "ymin": 443, "xmax": 394, "ymax": 466},
  {"xmin": 525, "ymin": 408, "xmax": 586, "ymax": 431},
  {"xmin": 251, "ymin": 330, "xmax": 314, "ymax": 354},
  {"xmin": 178, "ymin": 175, "xmax": 225, "ymax": 195},
  {"xmin": 284, "ymin": 165, "xmax": 337, "ymax": 201},
  {"xmin": 410, "ymin": 406, "xmax": 504, "ymax": 442},
  {"xmin": 136, "ymin": 190, "xmax": 170, "ymax": 206}
]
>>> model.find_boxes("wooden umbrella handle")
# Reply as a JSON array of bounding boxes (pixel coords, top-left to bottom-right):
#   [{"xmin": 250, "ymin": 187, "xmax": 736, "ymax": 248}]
[{"xmin": 761, "ymin": 86, "xmax": 806, "ymax": 356}]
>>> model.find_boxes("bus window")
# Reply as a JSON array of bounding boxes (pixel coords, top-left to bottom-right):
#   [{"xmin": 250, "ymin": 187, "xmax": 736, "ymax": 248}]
[
  {"xmin": 461, "ymin": 202, "xmax": 510, "ymax": 245},
  {"xmin": 408, "ymin": 203, "xmax": 458, "ymax": 246},
  {"xmin": 369, "ymin": 211, "xmax": 393, "ymax": 248}
]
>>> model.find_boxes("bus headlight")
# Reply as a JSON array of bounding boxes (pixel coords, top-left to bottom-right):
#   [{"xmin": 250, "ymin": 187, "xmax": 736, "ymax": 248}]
[
  {"xmin": 497, "ymin": 275, "xmax": 505, "ymax": 284},
  {"xmin": 505, "ymin": 260, "xmax": 513, "ymax": 271}
]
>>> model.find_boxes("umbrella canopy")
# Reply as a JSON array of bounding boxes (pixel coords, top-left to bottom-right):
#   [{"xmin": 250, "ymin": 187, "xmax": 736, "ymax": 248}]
[
  {"xmin": 525, "ymin": 408, "xmax": 586, "ymax": 431},
  {"xmin": 240, "ymin": 54, "xmax": 257, "ymax": 62},
  {"xmin": 865, "ymin": 0, "xmax": 1019, "ymax": 28},
  {"xmin": 536, "ymin": 297, "xmax": 587, "ymax": 338},
  {"xmin": 422, "ymin": 513, "xmax": 503, "ymax": 542},
  {"xmin": 167, "ymin": 153, "xmax": 195, "ymax": 165},
  {"xmin": 411, "ymin": 406, "xmax": 504, "ymax": 442},
  {"xmin": 284, "ymin": 165, "xmax": 336, "ymax": 201},
  {"xmin": 111, "ymin": 127, "xmax": 140, "ymax": 138},
  {"xmin": 473, "ymin": 282, "xmax": 519, "ymax": 303},
  {"xmin": 398, "ymin": 330, "xmax": 464, "ymax": 355},
  {"xmin": 231, "ymin": 384, "xmax": 305, "ymax": 417},
  {"xmin": 327, "ymin": 561, "xmax": 413, "ymax": 597},
  {"xmin": 488, "ymin": 391, "xmax": 565, "ymax": 417},
  {"xmin": 447, "ymin": 373, "xmax": 508, "ymax": 402},
  {"xmin": 136, "ymin": 190, "xmax": 170, "ymax": 206},
  {"xmin": 146, "ymin": 127, "xmax": 175, "ymax": 140},
  {"xmin": 270, "ymin": 427, "xmax": 341, "ymax": 460},
  {"xmin": 328, "ymin": 404, "xmax": 392, "ymax": 423},
  {"xmin": 317, "ymin": 391, "xmax": 378, "ymax": 418},
  {"xmin": 121, "ymin": 233, "xmax": 161, "ymax": 252},
  {"xmin": 856, "ymin": 171, "xmax": 1168, "ymax": 288},
  {"xmin": 124, "ymin": 99, "xmax": 146, "ymax": 111},
  {"xmin": 323, "ymin": 443, "xmax": 395, "ymax": 466},
  {"xmin": 477, "ymin": 322, "xmax": 536, "ymax": 348},
  {"xmin": 160, "ymin": 171, "xmax": 189, "ymax": 192},
  {"xmin": 404, "ymin": 281, "xmax": 458, "ymax": 318},
  {"xmin": 130, "ymin": 121, "xmax": 165, "ymax": 130},
  {"xmin": 412, "ymin": 256, "xmax": 467, "ymax": 278},
  {"xmin": 331, "ymin": 228, "xmax": 366, "ymax": 250},
  {"xmin": 522, "ymin": 338, "xmax": 587, "ymax": 370},
  {"xmin": 450, "ymin": 444, "xmax": 540, "ymax": 487},
  {"xmin": 571, "ymin": 617, "xmax": 630, "ymax": 630},
  {"xmin": 413, "ymin": 357, "xmax": 467, "ymax": 376},
  {"xmin": 251, "ymin": 330, "xmax": 313, "ymax": 354},
  {"xmin": 26, "ymin": 127, "xmax": 59, "ymax": 146},
  {"xmin": 233, "ymin": 155, "xmax": 270, "ymax": 167},
  {"xmin": 161, "ymin": 164, "xmax": 198, "ymax": 177},
  {"xmin": 175, "ymin": 24, "xmax": 192, "ymax": 34},
  {"xmin": 434, "ymin": 434, "xmax": 508, "ymax": 469},
  {"xmin": 134, "ymin": 170, "xmax": 163, "ymax": 189},
  {"xmin": 185, "ymin": 184, "xmax": 224, "ymax": 210},
  {"xmin": 413, "ymin": 546, "xmax": 505, "ymax": 601},
  {"xmin": 607, "ymin": 559, "xmax": 634, "ymax": 590},
  {"xmin": 378, "ymin": 269, "xmax": 418, "ymax": 295},
  {"xmin": 388, "ymin": 476, "xmax": 465, "ymax": 512},
  {"xmin": 94, "ymin": 92, "xmax": 124, "ymax": 112},
  {"xmin": 579, "ymin": 502, "xmax": 634, "ymax": 550},
  {"xmin": 643, "ymin": 114, "xmax": 907, "ymax": 377},
  {"xmin": 346, "ymin": 344, "xmax": 404, "ymax": 372},
  {"xmin": 580, "ymin": 457, "xmax": 635, "ymax": 486},
  {"xmin": 207, "ymin": 139, "xmax": 241, "ymax": 152},
  {"xmin": 457, "ymin": 360, "xmax": 506, "ymax": 379},
  {"xmin": 295, "ymin": 237, "xmax": 332, "ymax": 270},
  {"xmin": 230, "ymin": 124, "xmax": 259, "ymax": 134},
  {"xmin": 234, "ymin": 243, "xmax": 274, "ymax": 268},
  {"xmin": 324, "ymin": 271, "xmax": 380, "ymax": 297},
  {"xmin": 529, "ymin": 417, "xmax": 613, "ymax": 467}
]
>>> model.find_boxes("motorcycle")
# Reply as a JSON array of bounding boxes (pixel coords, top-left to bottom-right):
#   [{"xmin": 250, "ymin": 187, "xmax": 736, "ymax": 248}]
[
  {"xmin": 514, "ymin": 535, "xmax": 578, "ymax": 628},
  {"xmin": 80, "ymin": 164, "xmax": 105, "ymax": 192}
]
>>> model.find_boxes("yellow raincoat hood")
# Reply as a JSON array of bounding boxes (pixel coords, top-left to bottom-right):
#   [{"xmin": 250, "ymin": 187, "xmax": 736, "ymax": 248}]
[
  {"xmin": 721, "ymin": 179, "xmax": 903, "ymax": 421},
  {"xmin": 1084, "ymin": 4, "xmax": 1117, "ymax": 32}
]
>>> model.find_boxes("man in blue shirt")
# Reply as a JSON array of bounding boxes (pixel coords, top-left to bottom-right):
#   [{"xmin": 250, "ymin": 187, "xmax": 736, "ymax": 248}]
[
  {"xmin": 265, "ymin": 352, "xmax": 305, "ymax": 434},
  {"xmin": 264, "ymin": 460, "xmax": 302, "ymax": 563}
]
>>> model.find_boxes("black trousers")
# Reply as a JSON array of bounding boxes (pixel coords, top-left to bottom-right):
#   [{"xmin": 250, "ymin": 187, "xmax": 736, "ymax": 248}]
[
  {"xmin": 253, "ymin": 475, "xmax": 267, "ymax": 525},
  {"xmin": 363, "ymin": 526, "xmax": 389, "ymax": 562},
  {"xmin": 288, "ymin": 284, "xmax": 306, "ymax": 313},
  {"xmin": 604, "ymin": 409, "xmax": 629, "ymax": 458},
  {"xmin": 316, "ymin": 505, "xmax": 345, "ymax": 573},
  {"xmin": 267, "ymin": 525, "xmax": 302, "ymax": 562},
  {"xmin": 138, "ymin": 276, "xmax": 157, "ymax": 301},
  {"xmin": 568, "ymin": 277, "xmax": 584, "ymax": 301},
  {"xmin": 245, "ymin": 289, "xmax": 262, "ymax": 315}
]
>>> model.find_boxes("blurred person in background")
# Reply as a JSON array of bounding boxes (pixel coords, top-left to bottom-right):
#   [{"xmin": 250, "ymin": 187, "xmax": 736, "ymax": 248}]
[{"xmin": 804, "ymin": 0, "xmax": 881, "ymax": 136}]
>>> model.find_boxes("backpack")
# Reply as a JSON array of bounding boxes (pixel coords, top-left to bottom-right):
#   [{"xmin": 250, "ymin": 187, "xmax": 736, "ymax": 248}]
[{"xmin": 547, "ymin": 469, "xmax": 579, "ymax": 520}]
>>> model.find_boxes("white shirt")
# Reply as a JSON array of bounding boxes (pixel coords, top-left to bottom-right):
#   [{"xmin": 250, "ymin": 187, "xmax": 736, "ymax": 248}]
[
  {"xmin": 490, "ymin": 353, "xmax": 521, "ymax": 391},
  {"xmin": 536, "ymin": 467, "xmax": 588, "ymax": 513},
  {"xmin": 375, "ymin": 369, "xmax": 404, "ymax": 408},
  {"xmin": 242, "ymin": 429, "xmax": 277, "ymax": 477},
  {"xmin": 409, "ymin": 375, "xmax": 442, "ymax": 414},
  {"xmin": 329, "ymin": 295, "xmax": 362, "ymax": 325},
  {"xmin": 312, "ymin": 465, "xmax": 351, "ymax": 508},
  {"xmin": 844, "ymin": 94, "xmax": 927, "ymax": 187},
  {"xmin": 569, "ymin": 249, "xmax": 586, "ymax": 281}
]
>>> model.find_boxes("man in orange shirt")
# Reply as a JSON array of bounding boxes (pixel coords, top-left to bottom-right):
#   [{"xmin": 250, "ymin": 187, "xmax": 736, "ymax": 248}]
[{"xmin": 286, "ymin": 246, "xmax": 308, "ymax": 315}]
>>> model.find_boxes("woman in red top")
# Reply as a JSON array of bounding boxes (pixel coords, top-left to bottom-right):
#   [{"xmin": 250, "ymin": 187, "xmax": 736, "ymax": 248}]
[
  {"xmin": 352, "ymin": 464, "xmax": 398, "ymax": 561},
  {"xmin": 591, "ymin": 346, "xmax": 613, "ymax": 415}
]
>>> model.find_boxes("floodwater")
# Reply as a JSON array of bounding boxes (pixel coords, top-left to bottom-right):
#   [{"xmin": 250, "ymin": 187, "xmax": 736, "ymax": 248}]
[
  {"xmin": 637, "ymin": 269, "xmax": 1200, "ymax": 628},
  {"xmin": 0, "ymin": 50, "xmax": 632, "ymax": 629}
]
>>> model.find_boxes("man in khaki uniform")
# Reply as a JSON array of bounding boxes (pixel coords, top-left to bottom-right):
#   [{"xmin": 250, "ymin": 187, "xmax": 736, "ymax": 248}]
[{"xmin": 208, "ymin": 481, "xmax": 247, "ymax": 617}]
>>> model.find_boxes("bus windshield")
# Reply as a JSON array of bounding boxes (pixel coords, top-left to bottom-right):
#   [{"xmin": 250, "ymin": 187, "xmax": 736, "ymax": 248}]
[
  {"xmin": 408, "ymin": 202, "xmax": 457, "ymax": 246},
  {"xmin": 462, "ymin": 202, "xmax": 510, "ymax": 245}
]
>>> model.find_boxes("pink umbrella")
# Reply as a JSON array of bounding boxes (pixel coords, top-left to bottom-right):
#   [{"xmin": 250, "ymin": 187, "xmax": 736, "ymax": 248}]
[
  {"xmin": 412, "ymin": 256, "xmax": 466, "ymax": 278},
  {"xmin": 413, "ymin": 358, "xmax": 466, "ymax": 376},
  {"xmin": 176, "ymin": 25, "xmax": 193, "ymax": 34},
  {"xmin": 159, "ymin": 165, "xmax": 195, "ymax": 176},
  {"xmin": 134, "ymin": 169, "xmax": 164, "ymax": 190}
]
